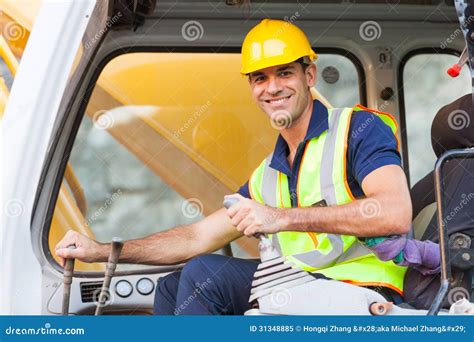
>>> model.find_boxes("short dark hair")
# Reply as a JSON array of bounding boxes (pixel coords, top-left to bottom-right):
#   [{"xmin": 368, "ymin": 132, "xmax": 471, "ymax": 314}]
[{"xmin": 295, "ymin": 57, "xmax": 311, "ymax": 72}]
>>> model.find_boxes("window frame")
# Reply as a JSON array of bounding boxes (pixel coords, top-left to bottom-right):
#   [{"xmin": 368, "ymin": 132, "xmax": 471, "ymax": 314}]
[
  {"xmin": 33, "ymin": 46, "xmax": 367, "ymax": 276},
  {"xmin": 397, "ymin": 47, "xmax": 463, "ymax": 187}
]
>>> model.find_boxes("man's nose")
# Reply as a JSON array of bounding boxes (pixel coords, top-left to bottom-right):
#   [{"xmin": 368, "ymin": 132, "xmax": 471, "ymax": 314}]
[{"xmin": 266, "ymin": 76, "xmax": 283, "ymax": 95}]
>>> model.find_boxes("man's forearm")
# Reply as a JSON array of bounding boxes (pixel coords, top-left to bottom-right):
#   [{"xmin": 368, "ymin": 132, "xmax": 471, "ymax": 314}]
[
  {"xmin": 281, "ymin": 196, "xmax": 411, "ymax": 237},
  {"xmin": 98, "ymin": 224, "xmax": 201, "ymax": 265}
]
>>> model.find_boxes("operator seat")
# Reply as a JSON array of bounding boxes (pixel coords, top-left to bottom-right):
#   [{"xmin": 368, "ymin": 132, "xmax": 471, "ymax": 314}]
[{"xmin": 405, "ymin": 93, "xmax": 474, "ymax": 309}]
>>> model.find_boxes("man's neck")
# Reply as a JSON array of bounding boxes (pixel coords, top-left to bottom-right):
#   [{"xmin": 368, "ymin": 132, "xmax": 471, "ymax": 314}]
[{"xmin": 280, "ymin": 98, "xmax": 313, "ymax": 158}]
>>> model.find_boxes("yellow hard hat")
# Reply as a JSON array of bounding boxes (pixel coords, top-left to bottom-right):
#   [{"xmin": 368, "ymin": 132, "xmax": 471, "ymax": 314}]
[{"xmin": 240, "ymin": 19, "xmax": 317, "ymax": 75}]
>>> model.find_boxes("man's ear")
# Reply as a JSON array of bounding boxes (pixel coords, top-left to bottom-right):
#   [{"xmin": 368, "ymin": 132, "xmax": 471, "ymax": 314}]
[{"xmin": 306, "ymin": 63, "xmax": 317, "ymax": 88}]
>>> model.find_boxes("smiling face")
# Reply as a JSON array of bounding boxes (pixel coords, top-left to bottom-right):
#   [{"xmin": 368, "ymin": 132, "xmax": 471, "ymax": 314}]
[{"xmin": 248, "ymin": 60, "xmax": 317, "ymax": 129}]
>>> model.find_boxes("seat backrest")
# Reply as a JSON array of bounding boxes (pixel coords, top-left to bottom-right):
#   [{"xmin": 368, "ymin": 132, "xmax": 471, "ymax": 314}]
[
  {"xmin": 417, "ymin": 159, "xmax": 474, "ymax": 242},
  {"xmin": 412, "ymin": 202, "xmax": 436, "ymax": 240},
  {"xmin": 410, "ymin": 93, "xmax": 474, "ymax": 240}
]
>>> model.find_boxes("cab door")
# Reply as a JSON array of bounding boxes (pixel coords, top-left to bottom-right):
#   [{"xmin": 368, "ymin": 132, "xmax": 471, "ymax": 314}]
[{"xmin": 1, "ymin": 0, "xmax": 109, "ymax": 314}]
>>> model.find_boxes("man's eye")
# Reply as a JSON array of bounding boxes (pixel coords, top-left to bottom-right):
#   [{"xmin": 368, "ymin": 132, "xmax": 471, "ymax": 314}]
[
  {"xmin": 279, "ymin": 71, "xmax": 291, "ymax": 77},
  {"xmin": 254, "ymin": 76, "xmax": 265, "ymax": 82}
]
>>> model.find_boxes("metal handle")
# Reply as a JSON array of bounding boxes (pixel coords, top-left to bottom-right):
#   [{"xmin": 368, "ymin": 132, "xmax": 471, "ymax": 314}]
[
  {"xmin": 62, "ymin": 245, "xmax": 76, "ymax": 316},
  {"xmin": 223, "ymin": 197, "xmax": 280, "ymax": 261},
  {"xmin": 95, "ymin": 237, "xmax": 123, "ymax": 316},
  {"xmin": 428, "ymin": 148, "xmax": 474, "ymax": 315}
]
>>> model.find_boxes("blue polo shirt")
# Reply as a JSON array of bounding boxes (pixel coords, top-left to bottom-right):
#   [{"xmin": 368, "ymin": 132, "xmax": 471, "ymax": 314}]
[{"xmin": 237, "ymin": 100, "xmax": 401, "ymax": 203}]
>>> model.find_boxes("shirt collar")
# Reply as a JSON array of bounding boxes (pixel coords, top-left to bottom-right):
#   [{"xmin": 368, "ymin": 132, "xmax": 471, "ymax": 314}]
[{"xmin": 269, "ymin": 99, "xmax": 329, "ymax": 175}]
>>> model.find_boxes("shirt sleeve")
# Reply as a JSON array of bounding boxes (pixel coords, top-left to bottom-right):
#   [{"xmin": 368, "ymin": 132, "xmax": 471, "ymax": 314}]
[
  {"xmin": 348, "ymin": 110, "xmax": 401, "ymax": 185},
  {"xmin": 236, "ymin": 181, "xmax": 251, "ymax": 199}
]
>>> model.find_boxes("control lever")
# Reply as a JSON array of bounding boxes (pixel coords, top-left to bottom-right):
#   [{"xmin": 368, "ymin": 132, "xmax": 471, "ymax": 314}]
[
  {"xmin": 223, "ymin": 197, "xmax": 280, "ymax": 262},
  {"xmin": 95, "ymin": 237, "xmax": 123, "ymax": 316},
  {"xmin": 62, "ymin": 245, "xmax": 76, "ymax": 316},
  {"xmin": 224, "ymin": 197, "xmax": 314, "ymax": 305}
]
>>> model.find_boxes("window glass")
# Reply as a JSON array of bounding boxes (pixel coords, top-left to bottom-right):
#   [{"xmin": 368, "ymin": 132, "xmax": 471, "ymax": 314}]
[
  {"xmin": 315, "ymin": 53, "xmax": 361, "ymax": 107},
  {"xmin": 0, "ymin": 58, "xmax": 13, "ymax": 89},
  {"xmin": 50, "ymin": 52, "xmax": 363, "ymax": 271},
  {"xmin": 0, "ymin": 57, "xmax": 12, "ymax": 115},
  {"xmin": 403, "ymin": 53, "xmax": 471, "ymax": 185}
]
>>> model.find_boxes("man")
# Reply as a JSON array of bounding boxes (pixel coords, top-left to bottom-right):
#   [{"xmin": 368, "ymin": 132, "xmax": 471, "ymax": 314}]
[{"xmin": 55, "ymin": 19, "xmax": 411, "ymax": 315}]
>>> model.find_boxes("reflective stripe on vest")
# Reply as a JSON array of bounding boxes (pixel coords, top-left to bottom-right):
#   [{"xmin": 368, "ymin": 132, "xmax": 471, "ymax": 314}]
[{"xmin": 248, "ymin": 106, "xmax": 406, "ymax": 294}]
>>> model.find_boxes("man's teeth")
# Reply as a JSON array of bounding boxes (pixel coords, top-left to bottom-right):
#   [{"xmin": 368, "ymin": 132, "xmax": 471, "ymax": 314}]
[{"xmin": 268, "ymin": 96, "xmax": 290, "ymax": 104}]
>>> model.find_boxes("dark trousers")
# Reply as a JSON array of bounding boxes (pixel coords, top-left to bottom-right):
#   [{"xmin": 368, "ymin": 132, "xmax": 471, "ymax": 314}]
[
  {"xmin": 153, "ymin": 254, "xmax": 258, "ymax": 315},
  {"xmin": 153, "ymin": 253, "xmax": 402, "ymax": 315}
]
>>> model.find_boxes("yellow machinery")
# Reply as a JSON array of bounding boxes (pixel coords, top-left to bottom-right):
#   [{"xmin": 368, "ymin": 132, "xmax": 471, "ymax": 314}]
[{"xmin": 0, "ymin": 0, "xmax": 333, "ymax": 271}]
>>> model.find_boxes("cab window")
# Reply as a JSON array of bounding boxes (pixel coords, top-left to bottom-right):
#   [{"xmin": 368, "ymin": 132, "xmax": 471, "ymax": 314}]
[
  {"xmin": 402, "ymin": 52, "xmax": 471, "ymax": 185},
  {"xmin": 0, "ymin": 57, "xmax": 13, "ymax": 88},
  {"xmin": 0, "ymin": 56, "xmax": 12, "ymax": 114},
  {"xmin": 49, "ymin": 51, "xmax": 363, "ymax": 272},
  {"xmin": 315, "ymin": 53, "xmax": 362, "ymax": 108}
]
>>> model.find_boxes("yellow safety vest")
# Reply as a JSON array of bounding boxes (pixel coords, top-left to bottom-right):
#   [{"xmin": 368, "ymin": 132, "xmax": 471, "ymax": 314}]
[{"xmin": 248, "ymin": 105, "xmax": 406, "ymax": 295}]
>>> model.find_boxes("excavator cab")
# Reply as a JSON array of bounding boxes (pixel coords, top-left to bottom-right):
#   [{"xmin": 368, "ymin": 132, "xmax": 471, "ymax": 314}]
[{"xmin": 1, "ymin": 0, "xmax": 473, "ymax": 316}]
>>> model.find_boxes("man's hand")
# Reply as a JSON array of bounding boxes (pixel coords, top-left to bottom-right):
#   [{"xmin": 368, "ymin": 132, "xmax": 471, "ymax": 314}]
[
  {"xmin": 55, "ymin": 230, "xmax": 108, "ymax": 267},
  {"xmin": 223, "ymin": 194, "xmax": 284, "ymax": 236}
]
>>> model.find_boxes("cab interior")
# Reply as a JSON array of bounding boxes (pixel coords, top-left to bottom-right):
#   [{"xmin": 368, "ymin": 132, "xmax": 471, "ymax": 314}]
[{"xmin": 0, "ymin": 0, "xmax": 472, "ymax": 314}]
